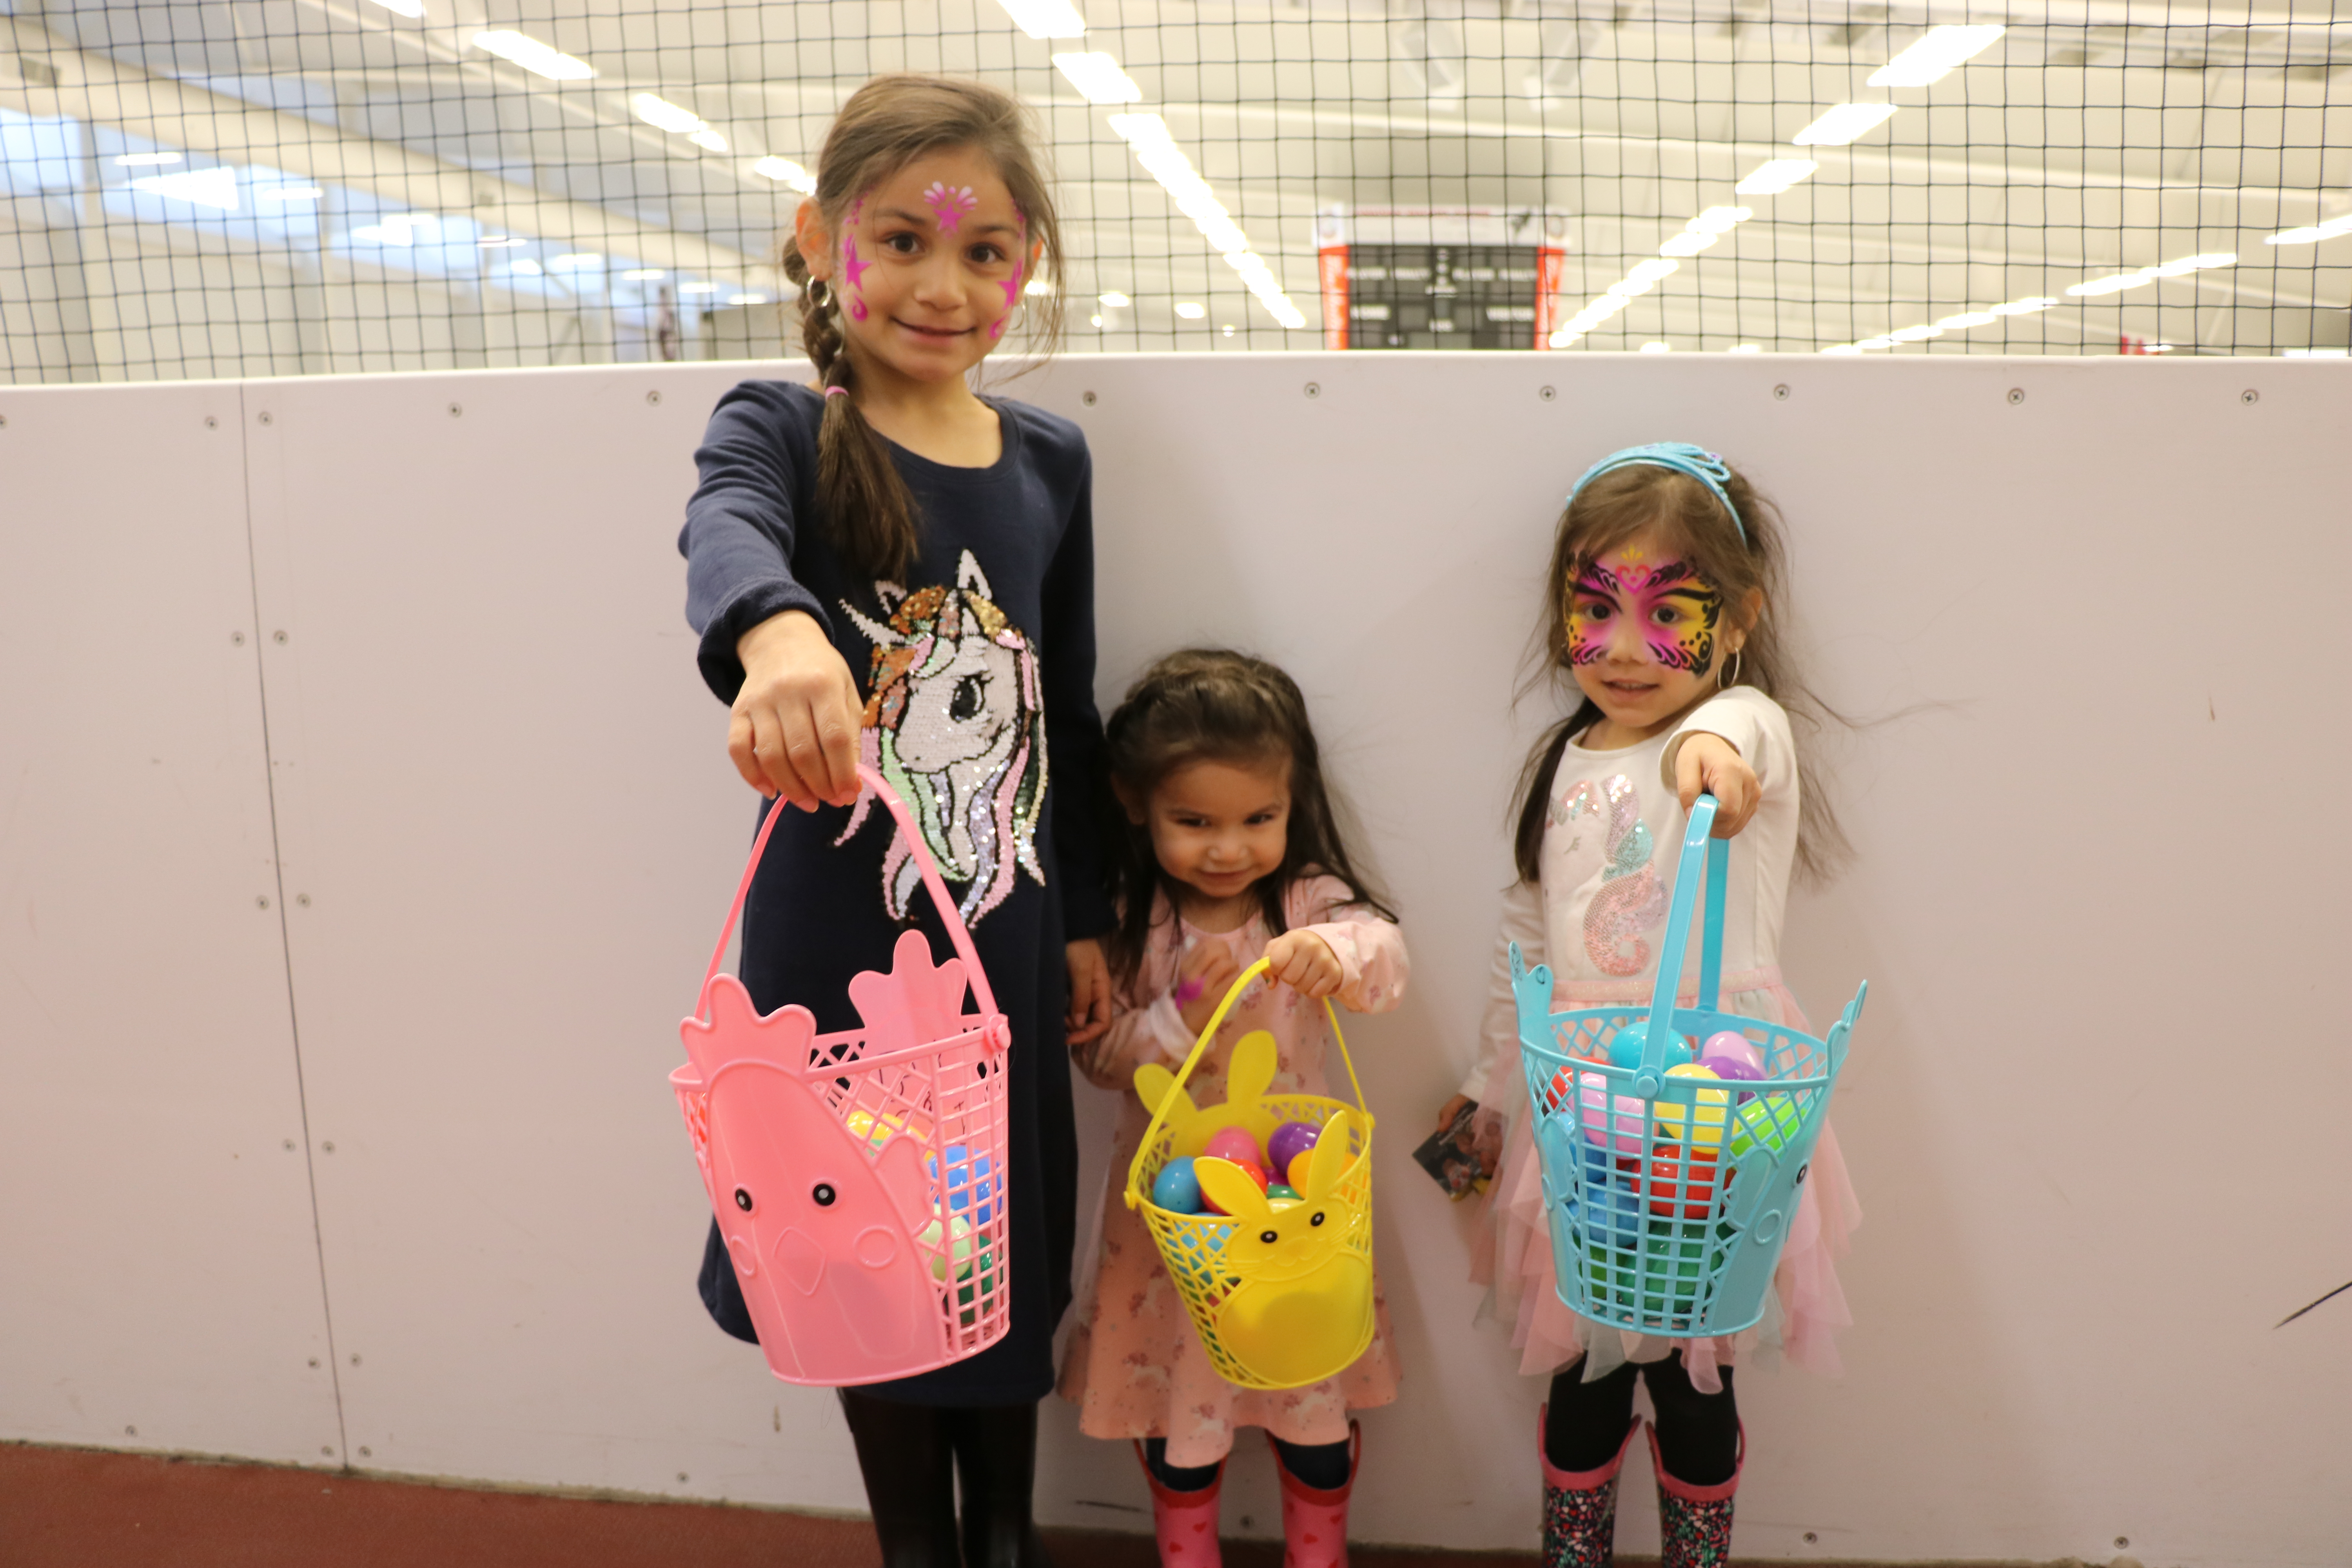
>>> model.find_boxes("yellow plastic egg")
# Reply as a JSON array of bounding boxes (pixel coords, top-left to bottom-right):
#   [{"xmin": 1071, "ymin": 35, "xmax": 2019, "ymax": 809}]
[{"xmin": 1651, "ymin": 1063, "xmax": 1730, "ymax": 1150}]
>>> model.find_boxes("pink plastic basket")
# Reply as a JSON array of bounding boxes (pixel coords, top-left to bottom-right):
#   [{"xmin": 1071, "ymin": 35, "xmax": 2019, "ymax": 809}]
[{"xmin": 672, "ymin": 765, "xmax": 1013, "ymax": 1387}]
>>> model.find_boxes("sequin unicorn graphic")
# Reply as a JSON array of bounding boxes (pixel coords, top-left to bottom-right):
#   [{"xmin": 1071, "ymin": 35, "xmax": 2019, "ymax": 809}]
[
  {"xmin": 1556, "ymin": 775, "xmax": 1669, "ymax": 977},
  {"xmin": 840, "ymin": 551, "xmax": 1047, "ymax": 924}
]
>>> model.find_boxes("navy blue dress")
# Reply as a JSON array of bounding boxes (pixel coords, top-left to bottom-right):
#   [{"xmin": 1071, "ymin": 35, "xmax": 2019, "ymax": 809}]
[{"xmin": 679, "ymin": 380, "xmax": 1111, "ymax": 1405}]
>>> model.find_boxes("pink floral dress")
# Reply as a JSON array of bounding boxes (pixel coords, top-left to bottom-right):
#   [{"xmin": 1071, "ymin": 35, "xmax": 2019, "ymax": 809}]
[{"xmin": 1056, "ymin": 875, "xmax": 1409, "ymax": 1467}]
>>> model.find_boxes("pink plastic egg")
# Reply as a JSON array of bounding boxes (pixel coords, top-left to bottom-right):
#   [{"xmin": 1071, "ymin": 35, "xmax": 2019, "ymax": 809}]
[
  {"xmin": 1700, "ymin": 1031, "xmax": 1764, "ymax": 1075},
  {"xmin": 1200, "ymin": 1126, "xmax": 1265, "ymax": 1168},
  {"xmin": 1575, "ymin": 1071, "xmax": 1648, "ymax": 1155}
]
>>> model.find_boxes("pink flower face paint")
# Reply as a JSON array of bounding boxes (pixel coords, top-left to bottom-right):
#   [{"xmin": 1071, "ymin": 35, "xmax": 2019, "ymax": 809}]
[
  {"xmin": 1567, "ymin": 553, "xmax": 1724, "ymax": 675},
  {"xmin": 923, "ymin": 182, "xmax": 978, "ymax": 233}
]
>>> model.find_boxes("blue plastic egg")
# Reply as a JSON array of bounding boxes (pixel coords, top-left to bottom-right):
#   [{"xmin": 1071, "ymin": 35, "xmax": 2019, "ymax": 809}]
[
  {"xmin": 1152, "ymin": 1156, "xmax": 1205, "ymax": 1215},
  {"xmin": 928, "ymin": 1145, "xmax": 1001, "ymax": 1225},
  {"xmin": 1606, "ymin": 1022, "xmax": 1693, "ymax": 1071}
]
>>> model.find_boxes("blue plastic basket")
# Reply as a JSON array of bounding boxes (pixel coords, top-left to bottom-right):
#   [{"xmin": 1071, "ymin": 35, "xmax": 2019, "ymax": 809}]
[{"xmin": 1514, "ymin": 794, "xmax": 1865, "ymax": 1338}]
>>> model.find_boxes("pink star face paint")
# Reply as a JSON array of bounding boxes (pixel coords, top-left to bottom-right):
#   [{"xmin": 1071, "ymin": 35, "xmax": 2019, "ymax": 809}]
[
  {"xmin": 1568, "ymin": 553, "xmax": 1724, "ymax": 675},
  {"xmin": 923, "ymin": 181, "xmax": 978, "ymax": 233}
]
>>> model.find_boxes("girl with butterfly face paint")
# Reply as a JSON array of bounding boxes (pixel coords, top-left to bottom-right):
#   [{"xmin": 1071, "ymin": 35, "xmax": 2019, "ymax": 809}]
[{"xmin": 1435, "ymin": 448, "xmax": 1862, "ymax": 1568}]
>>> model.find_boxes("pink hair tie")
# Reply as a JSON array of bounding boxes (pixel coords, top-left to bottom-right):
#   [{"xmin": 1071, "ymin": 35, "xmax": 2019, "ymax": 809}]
[
  {"xmin": 824, "ymin": 385, "xmax": 849, "ymax": 399},
  {"xmin": 1170, "ymin": 976, "xmax": 1204, "ymax": 1008}
]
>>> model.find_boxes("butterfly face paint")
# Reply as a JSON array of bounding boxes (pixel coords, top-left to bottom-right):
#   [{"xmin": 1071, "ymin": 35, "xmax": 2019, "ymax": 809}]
[
  {"xmin": 924, "ymin": 182, "xmax": 978, "ymax": 233},
  {"xmin": 1568, "ymin": 552, "xmax": 1724, "ymax": 675}
]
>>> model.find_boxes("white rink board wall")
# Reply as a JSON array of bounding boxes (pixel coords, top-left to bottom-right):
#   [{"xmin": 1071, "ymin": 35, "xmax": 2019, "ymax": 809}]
[{"xmin": 1, "ymin": 355, "xmax": 2346, "ymax": 1566}]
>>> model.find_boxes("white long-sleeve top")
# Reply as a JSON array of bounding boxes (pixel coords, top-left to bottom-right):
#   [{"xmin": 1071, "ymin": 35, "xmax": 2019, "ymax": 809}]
[{"xmin": 1459, "ymin": 687, "xmax": 1798, "ymax": 1103}]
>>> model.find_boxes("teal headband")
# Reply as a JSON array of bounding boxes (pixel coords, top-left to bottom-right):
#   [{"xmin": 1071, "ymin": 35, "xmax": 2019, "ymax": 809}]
[{"xmin": 1566, "ymin": 443, "xmax": 1746, "ymax": 544}]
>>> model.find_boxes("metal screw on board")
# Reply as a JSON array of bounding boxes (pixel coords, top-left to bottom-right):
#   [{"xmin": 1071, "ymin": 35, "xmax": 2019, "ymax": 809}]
[
  {"xmin": 297, "ymin": 893, "xmax": 312, "ymax": 907},
  {"xmin": 2007, "ymin": 388, "xmax": 2026, "ymax": 405},
  {"xmin": 125, "ymin": 1425, "xmax": 137, "ymax": 1437},
  {"xmin": 256, "ymin": 895, "xmax": 271, "ymax": 909},
  {"xmin": 258, "ymin": 411, "xmax": 274, "ymax": 426},
  {"xmin": 232, "ymin": 631, "xmax": 245, "ymax": 646},
  {"xmin": 323, "ymin": 1142, "xmax": 336, "ymax": 1154},
  {"xmin": 359, "ymin": 1446, "xmax": 372, "ymax": 1458},
  {"xmin": 1303, "ymin": 382, "xmax": 1321, "ymax": 399},
  {"xmin": 283, "ymin": 1139, "xmax": 296, "ymax": 1151},
  {"xmin": 1773, "ymin": 384, "xmax": 1791, "ymax": 401},
  {"xmin": 309, "ymin": 1357, "xmax": 320, "ymax": 1368},
  {"xmin": 2116, "ymin": 1538, "xmax": 2131, "ymax": 1550},
  {"xmin": 1539, "ymin": 385, "xmax": 1555, "ymax": 401},
  {"xmin": 206, "ymin": 416, "xmax": 218, "ymax": 429},
  {"xmin": 1804, "ymin": 1532, "xmax": 1818, "ymax": 1544},
  {"xmin": 349, "ymin": 1352, "xmax": 360, "ymax": 1364},
  {"xmin": 448, "ymin": 402, "xmax": 463, "ymax": 417},
  {"xmin": 646, "ymin": 390, "xmax": 661, "ymax": 405},
  {"xmin": 677, "ymin": 1472, "xmax": 690, "ymax": 1483},
  {"xmin": 274, "ymin": 630, "xmax": 288, "ymax": 643},
  {"xmin": 2241, "ymin": 388, "xmax": 2259, "ymax": 405},
  {"xmin": 1082, "ymin": 391, "xmax": 1097, "ymax": 406}
]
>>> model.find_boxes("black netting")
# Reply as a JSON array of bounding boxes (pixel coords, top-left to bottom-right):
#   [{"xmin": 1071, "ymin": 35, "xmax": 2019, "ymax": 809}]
[{"xmin": 3, "ymin": 0, "xmax": 2348, "ymax": 380}]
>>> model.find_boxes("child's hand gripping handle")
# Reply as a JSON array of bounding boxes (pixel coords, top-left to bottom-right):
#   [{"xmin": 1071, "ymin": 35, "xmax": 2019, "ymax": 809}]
[
  {"xmin": 693, "ymin": 763, "xmax": 1001, "ymax": 1027},
  {"xmin": 1123, "ymin": 959, "xmax": 1368, "ymax": 1211}
]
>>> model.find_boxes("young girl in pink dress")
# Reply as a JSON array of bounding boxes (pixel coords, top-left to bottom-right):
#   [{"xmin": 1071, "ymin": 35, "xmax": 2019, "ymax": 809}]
[
  {"xmin": 1058, "ymin": 648, "xmax": 1408, "ymax": 1568},
  {"xmin": 1437, "ymin": 445, "xmax": 1861, "ymax": 1568}
]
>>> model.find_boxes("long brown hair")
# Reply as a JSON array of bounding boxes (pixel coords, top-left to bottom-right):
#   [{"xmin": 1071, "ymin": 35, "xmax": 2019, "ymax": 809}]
[
  {"xmin": 1510, "ymin": 459, "xmax": 1852, "ymax": 885},
  {"xmin": 1100, "ymin": 649, "xmax": 1397, "ymax": 987},
  {"xmin": 778, "ymin": 74, "xmax": 1067, "ymax": 582}
]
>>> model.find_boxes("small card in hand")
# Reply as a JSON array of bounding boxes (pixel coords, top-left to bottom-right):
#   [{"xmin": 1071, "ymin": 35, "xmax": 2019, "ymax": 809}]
[{"xmin": 1412, "ymin": 1100, "xmax": 1490, "ymax": 1201}]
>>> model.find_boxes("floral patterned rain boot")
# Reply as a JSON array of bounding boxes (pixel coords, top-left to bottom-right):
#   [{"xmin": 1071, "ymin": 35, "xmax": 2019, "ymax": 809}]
[
  {"xmin": 1539, "ymin": 1407, "xmax": 1641, "ymax": 1568},
  {"xmin": 1648, "ymin": 1419, "xmax": 1744, "ymax": 1568},
  {"xmin": 1268, "ymin": 1421, "xmax": 1360, "ymax": 1568},
  {"xmin": 1136, "ymin": 1440, "xmax": 1224, "ymax": 1567}
]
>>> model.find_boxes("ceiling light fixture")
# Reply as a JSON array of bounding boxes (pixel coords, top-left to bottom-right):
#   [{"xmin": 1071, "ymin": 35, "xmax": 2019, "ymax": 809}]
[
  {"xmin": 753, "ymin": 156, "xmax": 817, "ymax": 194},
  {"xmin": 370, "ymin": 0, "xmax": 426, "ymax": 16},
  {"xmin": 687, "ymin": 128, "xmax": 729, "ymax": 152},
  {"xmin": 2065, "ymin": 269, "xmax": 2156, "ymax": 297},
  {"xmin": 621, "ymin": 269, "xmax": 665, "ymax": 280},
  {"xmin": 1174, "ymin": 301, "xmax": 1205, "ymax": 319},
  {"xmin": 2264, "ymin": 213, "xmax": 2352, "ymax": 245},
  {"xmin": 1868, "ymin": 24, "xmax": 2005, "ymax": 88},
  {"xmin": 1988, "ymin": 296, "xmax": 2057, "ymax": 315},
  {"xmin": 1887, "ymin": 323, "xmax": 1943, "ymax": 341},
  {"xmin": 680, "ymin": 282, "xmax": 719, "ymax": 294},
  {"xmin": 131, "ymin": 167, "xmax": 240, "ymax": 211},
  {"xmin": 1107, "ymin": 112, "xmax": 1306, "ymax": 329},
  {"xmin": 113, "ymin": 151, "xmax": 183, "ymax": 167},
  {"xmin": 991, "ymin": 0, "xmax": 1087, "ymax": 38},
  {"xmin": 1098, "ymin": 291, "xmax": 1131, "ymax": 306},
  {"xmin": 1735, "ymin": 159, "xmax": 1818, "ymax": 196},
  {"xmin": 632, "ymin": 94, "xmax": 704, "ymax": 133},
  {"xmin": 1937, "ymin": 310, "xmax": 2000, "ymax": 329},
  {"xmin": 471, "ymin": 30, "xmax": 596, "ymax": 81},
  {"xmin": 258, "ymin": 186, "xmax": 323, "ymax": 202},
  {"xmin": 1052, "ymin": 52, "xmax": 1142, "ymax": 103},
  {"xmin": 1793, "ymin": 103, "xmax": 1899, "ymax": 147}
]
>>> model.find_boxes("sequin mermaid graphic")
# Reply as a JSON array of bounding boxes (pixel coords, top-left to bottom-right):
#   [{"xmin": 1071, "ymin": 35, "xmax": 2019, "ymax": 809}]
[
  {"xmin": 1554, "ymin": 774, "xmax": 1668, "ymax": 976},
  {"xmin": 838, "ymin": 550, "xmax": 1048, "ymax": 925}
]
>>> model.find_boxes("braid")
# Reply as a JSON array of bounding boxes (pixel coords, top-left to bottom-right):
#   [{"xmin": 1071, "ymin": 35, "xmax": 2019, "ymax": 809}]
[{"xmin": 779, "ymin": 238, "xmax": 920, "ymax": 581}]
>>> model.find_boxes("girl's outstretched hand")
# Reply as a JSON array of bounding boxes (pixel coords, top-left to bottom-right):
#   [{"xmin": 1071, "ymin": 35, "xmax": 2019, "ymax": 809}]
[
  {"xmin": 731, "ymin": 610, "xmax": 864, "ymax": 810},
  {"xmin": 1065, "ymin": 938, "xmax": 1112, "ymax": 1048},
  {"xmin": 1675, "ymin": 731, "xmax": 1759, "ymax": 838},
  {"xmin": 1263, "ymin": 929, "xmax": 1343, "ymax": 1002}
]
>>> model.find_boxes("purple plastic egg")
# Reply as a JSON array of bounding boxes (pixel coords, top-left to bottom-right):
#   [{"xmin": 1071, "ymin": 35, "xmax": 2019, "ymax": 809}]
[
  {"xmin": 1700, "ymin": 1031, "xmax": 1764, "ymax": 1074},
  {"xmin": 1266, "ymin": 1121, "xmax": 1321, "ymax": 1178}
]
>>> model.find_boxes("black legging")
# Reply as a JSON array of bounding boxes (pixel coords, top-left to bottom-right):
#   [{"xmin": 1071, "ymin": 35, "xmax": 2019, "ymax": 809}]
[
  {"xmin": 1144, "ymin": 1433, "xmax": 1353, "ymax": 1492},
  {"xmin": 1544, "ymin": 1351, "xmax": 1738, "ymax": 1487}
]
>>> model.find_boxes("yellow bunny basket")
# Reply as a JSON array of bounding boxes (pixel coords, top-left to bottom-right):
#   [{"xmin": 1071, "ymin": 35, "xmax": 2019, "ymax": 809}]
[{"xmin": 1122, "ymin": 959, "xmax": 1377, "ymax": 1391}]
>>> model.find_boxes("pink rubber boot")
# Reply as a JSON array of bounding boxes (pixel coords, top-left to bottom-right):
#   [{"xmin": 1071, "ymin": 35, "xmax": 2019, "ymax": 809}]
[
  {"xmin": 1539, "ymin": 1406, "xmax": 1642, "ymax": 1568},
  {"xmin": 1268, "ymin": 1421, "xmax": 1360, "ymax": 1568},
  {"xmin": 1136, "ymin": 1440, "xmax": 1224, "ymax": 1567},
  {"xmin": 1649, "ymin": 1420, "xmax": 1744, "ymax": 1568}
]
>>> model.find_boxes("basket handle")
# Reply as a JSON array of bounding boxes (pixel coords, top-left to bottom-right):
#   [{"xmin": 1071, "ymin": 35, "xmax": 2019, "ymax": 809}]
[
  {"xmin": 1630, "ymin": 792, "xmax": 1730, "ymax": 1096},
  {"xmin": 1122, "ymin": 957, "xmax": 1362, "ymax": 1210},
  {"xmin": 694, "ymin": 764, "xmax": 1001, "ymax": 1025}
]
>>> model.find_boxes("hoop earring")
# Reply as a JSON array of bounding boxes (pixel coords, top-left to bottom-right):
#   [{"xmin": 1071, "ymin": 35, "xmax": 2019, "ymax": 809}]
[
  {"xmin": 1719, "ymin": 647, "xmax": 1744, "ymax": 688},
  {"xmin": 804, "ymin": 278, "xmax": 833, "ymax": 311}
]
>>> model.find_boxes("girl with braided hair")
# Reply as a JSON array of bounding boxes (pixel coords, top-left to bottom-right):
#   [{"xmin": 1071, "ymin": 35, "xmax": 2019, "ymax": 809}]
[{"xmin": 679, "ymin": 73, "xmax": 1112, "ymax": 1568}]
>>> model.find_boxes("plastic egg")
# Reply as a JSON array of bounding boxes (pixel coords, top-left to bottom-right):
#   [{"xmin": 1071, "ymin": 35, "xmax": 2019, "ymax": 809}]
[
  {"xmin": 1575, "ymin": 1070, "xmax": 1648, "ymax": 1155},
  {"xmin": 1285, "ymin": 1149, "xmax": 1316, "ymax": 1191},
  {"xmin": 1645, "ymin": 1145, "xmax": 1721, "ymax": 1220},
  {"xmin": 1266, "ymin": 1183, "xmax": 1301, "ymax": 1211},
  {"xmin": 1200, "ymin": 1126, "xmax": 1265, "ymax": 1169},
  {"xmin": 1267, "ymin": 1121, "xmax": 1321, "ymax": 1176},
  {"xmin": 917, "ymin": 1216, "xmax": 977, "ymax": 1281},
  {"xmin": 1700, "ymin": 1031, "xmax": 1764, "ymax": 1074},
  {"xmin": 1728, "ymin": 1096, "xmax": 1804, "ymax": 1157},
  {"xmin": 844, "ymin": 1109, "xmax": 905, "ymax": 1148},
  {"xmin": 1606, "ymin": 1021, "xmax": 1694, "ymax": 1071},
  {"xmin": 928, "ymin": 1145, "xmax": 1000, "ymax": 1225},
  {"xmin": 1652, "ymin": 1064, "xmax": 1731, "ymax": 1150},
  {"xmin": 1151, "ymin": 1156, "xmax": 1205, "ymax": 1215}
]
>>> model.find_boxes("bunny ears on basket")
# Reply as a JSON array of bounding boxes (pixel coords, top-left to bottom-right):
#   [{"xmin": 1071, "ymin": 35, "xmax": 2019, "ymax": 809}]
[{"xmin": 1568, "ymin": 442, "xmax": 1747, "ymax": 544}]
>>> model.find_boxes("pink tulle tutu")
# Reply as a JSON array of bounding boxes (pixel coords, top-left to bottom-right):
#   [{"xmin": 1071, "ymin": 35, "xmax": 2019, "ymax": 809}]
[{"xmin": 1469, "ymin": 967, "xmax": 1859, "ymax": 1395}]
